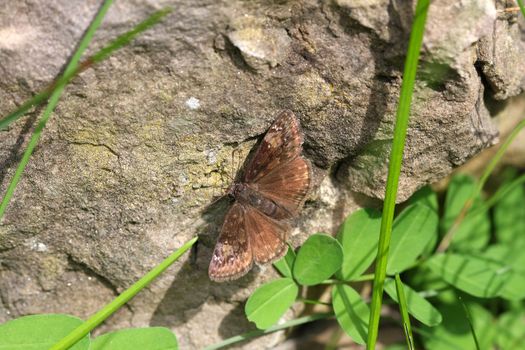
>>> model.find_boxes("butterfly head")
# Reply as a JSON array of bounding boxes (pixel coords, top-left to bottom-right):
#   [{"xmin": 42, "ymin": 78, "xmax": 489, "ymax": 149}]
[{"xmin": 227, "ymin": 182, "xmax": 246, "ymax": 200}]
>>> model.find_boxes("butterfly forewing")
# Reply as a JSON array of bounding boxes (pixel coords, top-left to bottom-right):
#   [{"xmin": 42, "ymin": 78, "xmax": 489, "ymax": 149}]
[
  {"xmin": 243, "ymin": 110, "xmax": 304, "ymax": 184},
  {"xmin": 244, "ymin": 206, "xmax": 289, "ymax": 264},
  {"xmin": 208, "ymin": 203, "xmax": 253, "ymax": 282}
]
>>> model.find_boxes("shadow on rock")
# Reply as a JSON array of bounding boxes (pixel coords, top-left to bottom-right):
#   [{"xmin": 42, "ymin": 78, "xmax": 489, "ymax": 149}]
[
  {"xmin": 218, "ymin": 302, "xmax": 257, "ymax": 340},
  {"xmin": 150, "ymin": 197, "xmax": 257, "ymax": 328}
]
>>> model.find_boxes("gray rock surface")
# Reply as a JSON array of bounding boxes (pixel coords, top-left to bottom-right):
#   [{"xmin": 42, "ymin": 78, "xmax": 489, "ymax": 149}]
[{"xmin": 0, "ymin": 0, "xmax": 523, "ymax": 348}]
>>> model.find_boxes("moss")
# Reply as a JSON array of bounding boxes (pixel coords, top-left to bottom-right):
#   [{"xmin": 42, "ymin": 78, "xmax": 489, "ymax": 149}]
[
  {"xmin": 40, "ymin": 255, "xmax": 66, "ymax": 280},
  {"xmin": 353, "ymin": 139, "xmax": 392, "ymax": 171},
  {"xmin": 292, "ymin": 71, "xmax": 333, "ymax": 109}
]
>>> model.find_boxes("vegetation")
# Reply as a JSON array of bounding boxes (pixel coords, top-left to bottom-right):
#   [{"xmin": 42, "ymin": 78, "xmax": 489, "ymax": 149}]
[{"xmin": 1, "ymin": 0, "xmax": 525, "ymax": 349}]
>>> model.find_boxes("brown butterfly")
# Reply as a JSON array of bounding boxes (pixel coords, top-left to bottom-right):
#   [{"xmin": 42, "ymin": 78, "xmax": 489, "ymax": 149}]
[{"xmin": 208, "ymin": 110, "xmax": 312, "ymax": 282}]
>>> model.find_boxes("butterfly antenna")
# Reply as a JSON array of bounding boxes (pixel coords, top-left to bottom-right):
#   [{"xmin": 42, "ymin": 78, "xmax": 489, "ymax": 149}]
[
  {"xmin": 231, "ymin": 148, "xmax": 243, "ymax": 181},
  {"xmin": 230, "ymin": 148, "xmax": 236, "ymax": 181}
]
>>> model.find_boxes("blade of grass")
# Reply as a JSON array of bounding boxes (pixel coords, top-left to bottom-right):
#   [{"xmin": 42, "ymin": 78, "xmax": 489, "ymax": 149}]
[
  {"xmin": 467, "ymin": 172, "xmax": 525, "ymax": 218},
  {"xmin": 437, "ymin": 118, "xmax": 525, "ymax": 252},
  {"xmin": 0, "ymin": 7, "xmax": 173, "ymax": 221},
  {"xmin": 366, "ymin": 1, "xmax": 430, "ymax": 348},
  {"xmin": 324, "ymin": 327, "xmax": 344, "ymax": 350},
  {"xmin": 0, "ymin": 0, "xmax": 114, "ymax": 220},
  {"xmin": 518, "ymin": 0, "xmax": 525, "ymax": 17},
  {"xmin": 203, "ymin": 313, "xmax": 333, "ymax": 350},
  {"xmin": 394, "ymin": 275, "xmax": 415, "ymax": 350},
  {"xmin": 459, "ymin": 297, "xmax": 481, "ymax": 350},
  {"xmin": 297, "ymin": 298, "xmax": 331, "ymax": 306},
  {"xmin": 0, "ymin": 7, "xmax": 172, "ymax": 131},
  {"xmin": 49, "ymin": 236, "xmax": 198, "ymax": 350}
]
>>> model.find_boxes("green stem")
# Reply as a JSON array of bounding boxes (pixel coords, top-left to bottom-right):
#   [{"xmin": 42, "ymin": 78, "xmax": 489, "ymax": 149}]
[
  {"xmin": 0, "ymin": 7, "xmax": 172, "ymax": 131},
  {"xmin": 459, "ymin": 297, "xmax": 481, "ymax": 350},
  {"xmin": 297, "ymin": 298, "xmax": 331, "ymax": 306},
  {"xmin": 320, "ymin": 274, "xmax": 375, "ymax": 285},
  {"xmin": 518, "ymin": 0, "xmax": 525, "ymax": 17},
  {"xmin": 437, "ymin": 119, "xmax": 525, "ymax": 252},
  {"xmin": 467, "ymin": 173, "xmax": 525, "ymax": 218},
  {"xmin": 0, "ymin": 0, "xmax": 114, "ymax": 220},
  {"xmin": 49, "ymin": 236, "xmax": 198, "ymax": 350},
  {"xmin": 395, "ymin": 275, "xmax": 414, "ymax": 350},
  {"xmin": 203, "ymin": 313, "xmax": 333, "ymax": 350},
  {"xmin": 366, "ymin": 1, "xmax": 430, "ymax": 348}
]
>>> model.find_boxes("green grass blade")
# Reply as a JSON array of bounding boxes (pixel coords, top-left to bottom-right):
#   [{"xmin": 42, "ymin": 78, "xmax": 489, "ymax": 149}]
[
  {"xmin": 394, "ymin": 275, "xmax": 415, "ymax": 350},
  {"xmin": 0, "ymin": 7, "xmax": 172, "ymax": 131},
  {"xmin": 0, "ymin": 0, "xmax": 114, "ymax": 221},
  {"xmin": 203, "ymin": 313, "xmax": 332, "ymax": 350},
  {"xmin": 366, "ymin": 1, "xmax": 430, "ymax": 348},
  {"xmin": 437, "ymin": 119, "xmax": 525, "ymax": 252},
  {"xmin": 518, "ymin": 0, "xmax": 525, "ymax": 17},
  {"xmin": 467, "ymin": 173, "xmax": 525, "ymax": 218},
  {"xmin": 89, "ymin": 7, "xmax": 172, "ymax": 64},
  {"xmin": 459, "ymin": 297, "xmax": 481, "ymax": 350},
  {"xmin": 0, "ymin": 91, "xmax": 51, "ymax": 131},
  {"xmin": 49, "ymin": 236, "xmax": 198, "ymax": 350}
]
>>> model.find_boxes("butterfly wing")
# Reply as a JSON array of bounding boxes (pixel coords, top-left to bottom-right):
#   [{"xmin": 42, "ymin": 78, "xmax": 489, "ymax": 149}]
[
  {"xmin": 243, "ymin": 110, "xmax": 304, "ymax": 184},
  {"xmin": 208, "ymin": 203, "xmax": 253, "ymax": 282},
  {"xmin": 252, "ymin": 156, "xmax": 312, "ymax": 216},
  {"xmin": 244, "ymin": 205, "xmax": 289, "ymax": 264}
]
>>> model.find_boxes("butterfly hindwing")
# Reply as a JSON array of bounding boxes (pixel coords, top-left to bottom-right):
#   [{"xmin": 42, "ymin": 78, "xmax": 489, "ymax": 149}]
[
  {"xmin": 208, "ymin": 203, "xmax": 253, "ymax": 282},
  {"xmin": 244, "ymin": 205, "xmax": 289, "ymax": 264}
]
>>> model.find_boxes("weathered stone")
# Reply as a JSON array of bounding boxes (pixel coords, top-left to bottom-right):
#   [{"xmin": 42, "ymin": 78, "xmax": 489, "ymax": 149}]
[
  {"xmin": 0, "ymin": 0, "xmax": 524, "ymax": 349},
  {"xmin": 227, "ymin": 15, "xmax": 292, "ymax": 71},
  {"xmin": 478, "ymin": 3, "xmax": 525, "ymax": 100}
]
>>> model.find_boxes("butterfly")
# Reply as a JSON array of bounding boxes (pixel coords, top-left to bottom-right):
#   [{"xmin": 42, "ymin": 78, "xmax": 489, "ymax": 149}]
[{"xmin": 208, "ymin": 110, "xmax": 312, "ymax": 282}]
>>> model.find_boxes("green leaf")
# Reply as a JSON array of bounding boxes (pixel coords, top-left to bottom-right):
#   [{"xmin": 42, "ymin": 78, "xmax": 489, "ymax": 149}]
[
  {"xmin": 493, "ymin": 177, "xmax": 525, "ymax": 244},
  {"xmin": 421, "ymin": 303, "xmax": 494, "ymax": 350},
  {"xmin": 273, "ymin": 244, "xmax": 295, "ymax": 278},
  {"xmin": 408, "ymin": 186, "xmax": 439, "ymax": 256},
  {"xmin": 245, "ymin": 278, "xmax": 298, "ymax": 329},
  {"xmin": 384, "ymin": 279, "xmax": 442, "ymax": 326},
  {"xmin": 409, "ymin": 265, "xmax": 456, "ymax": 304},
  {"xmin": 387, "ymin": 204, "xmax": 438, "ymax": 274},
  {"xmin": 483, "ymin": 243, "xmax": 525, "ymax": 273},
  {"xmin": 0, "ymin": 314, "xmax": 90, "ymax": 350},
  {"xmin": 481, "ymin": 245, "xmax": 525, "ymax": 300},
  {"xmin": 426, "ymin": 253, "xmax": 523, "ymax": 299},
  {"xmin": 408, "ymin": 185, "xmax": 438, "ymax": 211},
  {"xmin": 332, "ymin": 284, "xmax": 369, "ymax": 345},
  {"xmin": 50, "ymin": 236, "xmax": 197, "ymax": 350},
  {"xmin": 442, "ymin": 174, "xmax": 490, "ymax": 251},
  {"xmin": 92, "ymin": 328, "xmax": 177, "ymax": 350},
  {"xmin": 335, "ymin": 208, "xmax": 381, "ymax": 281},
  {"xmin": 495, "ymin": 310, "xmax": 525, "ymax": 350},
  {"xmin": 293, "ymin": 234, "xmax": 343, "ymax": 286}
]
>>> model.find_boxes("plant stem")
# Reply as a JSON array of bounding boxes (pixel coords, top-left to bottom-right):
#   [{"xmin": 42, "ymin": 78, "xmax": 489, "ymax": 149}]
[
  {"xmin": 0, "ymin": 0, "xmax": 114, "ymax": 220},
  {"xmin": 49, "ymin": 236, "xmax": 198, "ymax": 350},
  {"xmin": 437, "ymin": 119, "xmax": 525, "ymax": 252},
  {"xmin": 395, "ymin": 275, "xmax": 414, "ymax": 350},
  {"xmin": 517, "ymin": 0, "xmax": 525, "ymax": 17},
  {"xmin": 204, "ymin": 313, "xmax": 333, "ymax": 350},
  {"xmin": 0, "ymin": 7, "xmax": 172, "ymax": 131},
  {"xmin": 366, "ymin": 1, "xmax": 430, "ymax": 348}
]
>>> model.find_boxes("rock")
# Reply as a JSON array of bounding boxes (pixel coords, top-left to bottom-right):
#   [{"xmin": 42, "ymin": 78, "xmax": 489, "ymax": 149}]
[
  {"xmin": 0, "ymin": 0, "xmax": 523, "ymax": 349},
  {"xmin": 227, "ymin": 15, "xmax": 292, "ymax": 71}
]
